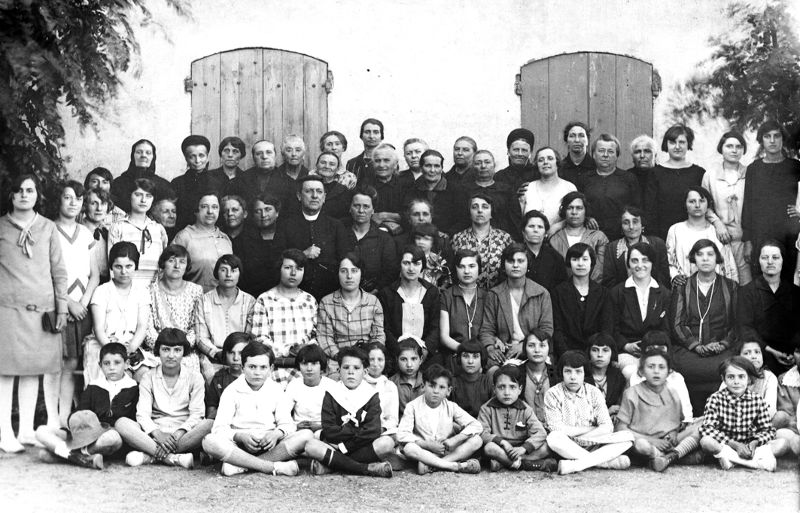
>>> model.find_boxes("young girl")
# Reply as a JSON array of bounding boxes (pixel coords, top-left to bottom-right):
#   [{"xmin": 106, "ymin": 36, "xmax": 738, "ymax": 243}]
[
  {"xmin": 522, "ymin": 329, "xmax": 558, "ymax": 425},
  {"xmin": 398, "ymin": 364, "xmax": 483, "ymax": 474},
  {"xmin": 616, "ymin": 347, "xmax": 701, "ymax": 472},
  {"xmin": 544, "ymin": 351, "xmax": 634, "ymax": 475},
  {"xmin": 202, "ymin": 342, "xmax": 307, "ymax": 477},
  {"xmin": 302, "ymin": 347, "xmax": 395, "ymax": 477},
  {"xmin": 720, "ymin": 341, "xmax": 778, "ymax": 419},
  {"xmin": 451, "ymin": 339, "xmax": 493, "ymax": 418},
  {"xmin": 584, "ymin": 333, "xmax": 625, "ymax": 420},
  {"xmin": 363, "ymin": 342, "xmax": 400, "ymax": 435},
  {"xmin": 108, "ymin": 178, "xmax": 168, "ymax": 286},
  {"xmin": 413, "ymin": 223, "xmax": 451, "ymax": 290},
  {"xmin": 51, "ymin": 181, "xmax": 100, "ymax": 427},
  {"xmin": 699, "ymin": 356, "xmax": 789, "ymax": 471},
  {"xmin": 206, "ymin": 332, "xmax": 250, "ymax": 420},
  {"xmin": 479, "ymin": 365, "xmax": 556, "ymax": 472},
  {"xmin": 85, "ymin": 242, "xmax": 151, "ymax": 383},
  {"xmin": 389, "ymin": 337, "xmax": 426, "ymax": 418},
  {"xmin": 281, "ymin": 344, "xmax": 335, "ymax": 435}
]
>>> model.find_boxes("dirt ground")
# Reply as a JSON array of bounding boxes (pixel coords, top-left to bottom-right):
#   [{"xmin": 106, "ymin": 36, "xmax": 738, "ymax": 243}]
[{"xmin": 2, "ymin": 449, "xmax": 798, "ymax": 513}]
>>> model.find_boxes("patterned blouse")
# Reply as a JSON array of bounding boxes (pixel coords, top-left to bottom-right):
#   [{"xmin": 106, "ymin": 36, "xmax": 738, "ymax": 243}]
[
  {"xmin": 317, "ymin": 290, "xmax": 385, "ymax": 358},
  {"xmin": 451, "ymin": 227, "xmax": 514, "ymax": 288},
  {"xmin": 251, "ymin": 288, "xmax": 318, "ymax": 358}
]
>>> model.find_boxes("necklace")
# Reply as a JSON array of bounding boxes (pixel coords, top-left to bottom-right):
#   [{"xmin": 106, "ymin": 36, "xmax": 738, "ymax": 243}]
[
  {"xmin": 459, "ymin": 285, "xmax": 478, "ymax": 340},
  {"xmin": 695, "ymin": 275, "xmax": 716, "ymax": 344}
]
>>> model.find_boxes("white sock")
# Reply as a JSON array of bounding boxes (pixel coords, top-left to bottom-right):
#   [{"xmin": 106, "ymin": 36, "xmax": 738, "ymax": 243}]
[{"xmin": 54, "ymin": 442, "xmax": 70, "ymax": 459}]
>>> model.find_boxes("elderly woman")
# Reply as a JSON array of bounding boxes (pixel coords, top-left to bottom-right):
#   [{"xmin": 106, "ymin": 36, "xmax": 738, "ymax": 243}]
[
  {"xmin": 627, "ymin": 135, "xmax": 657, "ymax": 202},
  {"xmin": 451, "ymin": 192, "xmax": 514, "ymax": 289},
  {"xmin": 551, "ymin": 243, "xmax": 613, "ymax": 359},
  {"xmin": 549, "ymin": 191, "xmax": 608, "ymax": 283},
  {"xmin": 521, "ymin": 210, "xmax": 567, "ymax": 292},
  {"xmin": 671, "ymin": 239, "xmax": 739, "ymax": 414},
  {"xmin": 459, "ymin": 149, "xmax": 516, "ymax": 236},
  {"xmin": 403, "ymin": 149, "xmax": 460, "ymax": 234},
  {"xmin": 111, "ymin": 139, "xmax": 171, "ymax": 213},
  {"xmin": 439, "ymin": 250, "xmax": 487, "ymax": 372},
  {"xmin": 666, "ymin": 186, "xmax": 738, "ymax": 288},
  {"xmin": 0, "ymin": 174, "xmax": 68, "ymax": 451},
  {"xmin": 702, "ymin": 130, "xmax": 751, "ymax": 285},
  {"xmin": 522, "ymin": 146, "xmax": 577, "ymax": 226},
  {"xmin": 479, "ymin": 243, "xmax": 553, "ymax": 370},
  {"xmin": 145, "ymin": 244, "xmax": 204, "ymax": 373},
  {"xmin": 108, "ymin": 177, "xmax": 168, "ymax": 286},
  {"xmin": 173, "ymin": 192, "xmax": 233, "ymax": 292},
  {"xmin": 319, "ymin": 130, "xmax": 357, "ymax": 189},
  {"xmin": 347, "ymin": 185, "xmax": 396, "ymax": 294},
  {"xmin": 151, "ymin": 194, "xmax": 178, "ymax": 241},
  {"xmin": 608, "ymin": 242, "xmax": 670, "ymax": 376},
  {"xmin": 602, "ymin": 206, "xmax": 670, "ymax": 289},
  {"xmin": 194, "ymin": 254, "xmax": 255, "ymax": 379},
  {"xmin": 738, "ymin": 240, "xmax": 800, "ymax": 373},
  {"xmin": 378, "ymin": 245, "xmax": 440, "ymax": 363},
  {"xmin": 208, "ymin": 136, "xmax": 247, "ymax": 196},
  {"xmin": 318, "ymin": 253, "xmax": 385, "ymax": 376},
  {"xmin": 447, "ymin": 136, "xmax": 478, "ymax": 187},
  {"xmin": 314, "ymin": 150, "xmax": 353, "ymax": 221},
  {"xmin": 237, "ymin": 193, "xmax": 282, "ymax": 297},
  {"xmin": 575, "ymin": 134, "xmax": 641, "ymax": 240}
]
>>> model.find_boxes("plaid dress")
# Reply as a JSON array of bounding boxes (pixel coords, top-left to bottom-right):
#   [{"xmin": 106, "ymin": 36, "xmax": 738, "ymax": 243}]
[
  {"xmin": 700, "ymin": 388, "xmax": 775, "ymax": 446},
  {"xmin": 251, "ymin": 288, "xmax": 318, "ymax": 358}
]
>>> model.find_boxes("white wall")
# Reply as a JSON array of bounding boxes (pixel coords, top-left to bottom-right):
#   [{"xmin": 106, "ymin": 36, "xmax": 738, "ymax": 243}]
[{"xmin": 60, "ymin": 0, "xmax": 799, "ymax": 181}]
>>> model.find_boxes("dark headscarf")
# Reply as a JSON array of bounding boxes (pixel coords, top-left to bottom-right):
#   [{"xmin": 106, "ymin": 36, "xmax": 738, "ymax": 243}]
[{"xmin": 126, "ymin": 139, "xmax": 157, "ymax": 174}]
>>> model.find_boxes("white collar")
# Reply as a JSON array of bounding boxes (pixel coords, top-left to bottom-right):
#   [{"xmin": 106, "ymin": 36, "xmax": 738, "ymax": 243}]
[
  {"xmin": 303, "ymin": 211, "xmax": 321, "ymax": 221},
  {"xmin": 625, "ymin": 276, "xmax": 659, "ymax": 289}
]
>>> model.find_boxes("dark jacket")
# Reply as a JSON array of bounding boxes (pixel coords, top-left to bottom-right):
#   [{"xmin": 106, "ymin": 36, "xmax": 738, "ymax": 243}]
[
  {"xmin": 602, "ymin": 236, "xmax": 670, "ymax": 291},
  {"xmin": 738, "ymin": 276, "xmax": 800, "ymax": 355},
  {"xmin": 321, "ymin": 387, "xmax": 382, "ymax": 454},
  {"xmin": 77, "ymin": 383, "xmax": 139, "ymax": 425},
  {"xmin": 348, "ymin": 222, "xmax": 397, "ymax": 293},
  {"xmin": 552, "ymin": 280, "xmax": 614, "ymax": 358},
  {"xmin": 403, "ymin": 177, "xmax": 461, "ymax": 235},
  {"xmin": 378, "ymin": 279, "xmax": 440, "ymax": 359},
  {"xmin": 585, "ymin": 364, "xmax": 626, "ymax": 410},
  {"xmin": 609, "ymin": 280, "xmax": 670, "ymax": 351},
  {"xmin": 111, "ymin": 168, "xmax": 172, "ymax": 214},
  {"xmin": 171, "ymin": 167, "xmax": 221, "ymax": 231}
]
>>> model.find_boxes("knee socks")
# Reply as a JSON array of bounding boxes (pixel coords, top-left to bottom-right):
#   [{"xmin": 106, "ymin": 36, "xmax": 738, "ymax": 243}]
[
  {"xmin": 263, "ymin": 442, "xmax": 292, "ymax": 462},
  {"xmin": 323, "ymin": 448, "xmax": 368, "ymax": 475},
  {"xmin": 674, "ymin": 437, "xmax": 699, "ymax": 458}
]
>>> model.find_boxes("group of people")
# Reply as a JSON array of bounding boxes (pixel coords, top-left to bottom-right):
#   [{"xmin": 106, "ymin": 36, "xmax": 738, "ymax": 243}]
[{"xmin": 2, "ymin": 117, "xmax": 800, "ymax": 478}]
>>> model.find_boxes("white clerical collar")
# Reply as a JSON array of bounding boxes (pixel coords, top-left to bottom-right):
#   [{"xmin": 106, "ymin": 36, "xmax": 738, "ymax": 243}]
[{"xmin": 303, "ymin": 211, "xmax": 321, "ymax": 221}]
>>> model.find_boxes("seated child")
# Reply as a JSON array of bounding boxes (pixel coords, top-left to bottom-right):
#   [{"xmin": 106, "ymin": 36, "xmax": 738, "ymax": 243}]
[
  {"xmin": 363, "ymin": 342, "xmax": 400, "ymax": 435},
  {"xmin": 451, "ymin": 339, "xmax": 493, "ymax": 418},
  {"xmin": 720, "ymin": 341, "xmax": 778, "ymax": 419},
  {"xmin": 35, "ymin": 342, "xmax": 135, "ymax": 469},
  {"xmin": 521, "ymin": 329, "xmax": 557, "ymax": 425},
  {"xmin": 85, "ymin": 242, "xmax": 152, "ymax": 383},
  {"xmin": 616, "ymin": 346, "xmax": 701, "ymax": 472},
  {"xmin": 478, "ymin": 365, "xmax": 556, "ymax": 472},
  {"xmin": 699, "ymin": 356, "xmax": 789, "ymax": 471},
  {"xmin": 302, "ymin": 347, "xmax": 395, "ymax": 477},
  {"xmin": 389, "ymin": 337, "xmax": 425, "ymax": 419},
  {"xmin": 281, "ymin": 344, "xmax": 336, "ymax": 435},
  {"xmin": 775, "ymin": 338, "xmax": 800, "ymax": 454},
  {"xmin": 544, "ymin": 350, "xmax": 634, "ymax": 475},
  {"xmin": 398, "ymin": 364, "xmax": 483, "ymax": 474},
  {"xmin": 206, "ymin": 332, "xmax": 250, "ymax": 420},
  {"xmin": 202, "ymin": 342, "xmax": 308, "ymax": 476},
  {"xmin": 584, "ymin": 333, "xmax": 625, "ymax": 420},
  {"xmin": 115, "ymin": 328, "xmax": 211, "ymax": 468},
  {"xmin": 629, "ymin": 331, "xmax": 694, "ymax": 422}
]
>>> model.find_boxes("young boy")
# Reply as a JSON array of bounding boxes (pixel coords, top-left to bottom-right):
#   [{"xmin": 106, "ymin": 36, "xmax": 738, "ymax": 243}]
[
  {"xmin": 544, "ymin": 350, "xmax": 634, "ymax": 475},
  {"xmin": 206, "ymin": 332, "xmax": 250, "ymax": 420},
  {"xmin": 699, "ymin": 356, "xmax": 789, "ymax": 471},
  {"xmin": 281, "ymin": 344, "xmax": 335, "ymax": 435},
  {"xmin": 478, "ymin": 365, "xmax": 556, "ymax": 472},
  {"xmin": 302, "ymin": 347, "xmax": 395, "ymax": 477},
  {"xmin": 451, "ymin": 339, "xmax": 493, "ymax": 418},
  {"xmin": 398, "ymin": 364, "xmax": 484, "ymax": 474},
  {"xmin": 115, "ymin": 328, "xmax": 211, "ymax": 468},
  {"xmin": 202, "ymin": 342, "xmax": 308, "ymax": 476},
  {"xmin": 35, "ymin": 342, "xmax": 136, "ymax": 469}
]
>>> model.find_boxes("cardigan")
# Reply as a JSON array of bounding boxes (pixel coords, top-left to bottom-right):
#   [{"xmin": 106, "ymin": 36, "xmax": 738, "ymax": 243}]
[
  {"xmin": 671, "ymin": 274, "xmax": 738, "ymax": 351},
  {"xmin": 378, "ymin": 279, "xmax": 440, "ymax": 359},
  {"xmin": 479, "ymin": 279, "xmax": 553, "ymax": 348},
  {"xmin": 551, "ymin": 280, "xmax": 614, "ymax": 358}
]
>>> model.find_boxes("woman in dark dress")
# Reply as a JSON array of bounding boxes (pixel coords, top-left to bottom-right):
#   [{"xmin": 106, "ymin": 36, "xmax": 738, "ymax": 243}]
[
  {"xmin": 671, "ymin": 239, "xmax": 738, "ymax": 414},
  {"xmin": 551, "ymin": 243, "xmax": 613, "ymax": 359}
]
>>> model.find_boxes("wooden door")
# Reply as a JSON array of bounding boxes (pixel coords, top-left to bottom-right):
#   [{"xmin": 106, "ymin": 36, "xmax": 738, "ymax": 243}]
[
  {"xmin": 189, "ymin": 47, "xmax": 331, "ymax": 170},
  {"xmin": 518, "ymin": 52, "xmax": 656, "ymax": 169}
]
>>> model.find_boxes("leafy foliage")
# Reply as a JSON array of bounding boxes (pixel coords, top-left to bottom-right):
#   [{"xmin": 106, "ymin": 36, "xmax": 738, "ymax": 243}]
[
  {"xmin": 0, "ymin": 0, "xmax": 189, "ymax": 200},
  {"xmin": 669, "ymin": 0, "xmax": 800, "ymax": 140}
]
